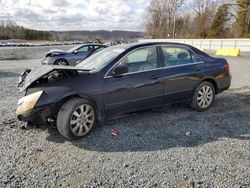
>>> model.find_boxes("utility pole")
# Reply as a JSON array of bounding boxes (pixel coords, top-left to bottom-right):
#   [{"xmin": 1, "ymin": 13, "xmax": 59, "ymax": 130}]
[{"xmin": 173, "ymin": 13, "xmax": 176, "ymax": 38}]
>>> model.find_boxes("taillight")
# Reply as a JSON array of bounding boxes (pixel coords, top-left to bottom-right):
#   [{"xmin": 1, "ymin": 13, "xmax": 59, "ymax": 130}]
[{"xmin": 226, "ymin": 62, "xmax": 230, "ymax": 74}]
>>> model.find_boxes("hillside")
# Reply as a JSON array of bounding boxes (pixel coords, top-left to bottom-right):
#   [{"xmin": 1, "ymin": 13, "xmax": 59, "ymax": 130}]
[
  {"xmin": 51, "ymin": 30, "xmax": 144, "ymax": 41},
  {"xmin": 0, "ymin": 21, "xmax": 144, "ymax": 41}
]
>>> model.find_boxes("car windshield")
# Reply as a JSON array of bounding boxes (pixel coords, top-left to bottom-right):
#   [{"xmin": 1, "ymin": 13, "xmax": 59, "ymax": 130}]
[
  {"xmin": 76, "ymin": 47, "xmax": 125, "ymax": 71},
  {"xmin": 67, "ymin": 45, "xmax": 82, "ymax": 53}
]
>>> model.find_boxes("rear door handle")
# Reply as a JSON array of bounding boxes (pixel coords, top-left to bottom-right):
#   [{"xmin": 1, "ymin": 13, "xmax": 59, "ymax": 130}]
[{"xmin": 151, "ymin": 75, "xmax": 161, "ymax": 80}]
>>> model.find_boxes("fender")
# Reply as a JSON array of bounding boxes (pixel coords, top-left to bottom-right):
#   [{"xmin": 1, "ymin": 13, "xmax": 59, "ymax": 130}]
[{"xmin": 196, "ymin": 76, "xmax": 218, "ymax": 94}]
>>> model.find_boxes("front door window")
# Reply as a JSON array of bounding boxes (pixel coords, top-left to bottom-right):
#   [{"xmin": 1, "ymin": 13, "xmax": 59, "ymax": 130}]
[{"xmin": 116, "ymin": 47, "xmax": 158, "ymax": 74}]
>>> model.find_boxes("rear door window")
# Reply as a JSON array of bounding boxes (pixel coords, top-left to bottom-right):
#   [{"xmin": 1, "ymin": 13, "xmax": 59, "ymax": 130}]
[{"xmin": 161, "ymin": 47, "xmax": 201, "ymax": 67}]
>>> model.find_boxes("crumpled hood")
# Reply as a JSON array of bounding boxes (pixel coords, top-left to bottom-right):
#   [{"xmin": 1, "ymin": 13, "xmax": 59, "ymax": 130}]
[
  {"xmin": 18, "ymin": 65, "xmax": 90, "ymax": 91},
  {"xmin": 46, "ymin": 49, "xmax": 68, "ymax": 57}
]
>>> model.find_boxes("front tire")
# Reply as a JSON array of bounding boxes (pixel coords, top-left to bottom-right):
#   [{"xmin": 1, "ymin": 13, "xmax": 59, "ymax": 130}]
[
  {"xmin": 190, "ymin": 81, "xmax": 215, "ymax": 112},
  {"xmin": 54, "ymin": 59, "xmax": 68, "ymax": 66},
  {"xmin": 57, "ymin": 98, "xmax": 96, "ymax": 140}
]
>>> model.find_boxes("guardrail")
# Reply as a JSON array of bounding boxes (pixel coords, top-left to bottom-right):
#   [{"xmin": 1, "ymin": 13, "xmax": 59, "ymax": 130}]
[{"xmin": 139, "ymin": 38, "xmax": 250, "ymax": 52}]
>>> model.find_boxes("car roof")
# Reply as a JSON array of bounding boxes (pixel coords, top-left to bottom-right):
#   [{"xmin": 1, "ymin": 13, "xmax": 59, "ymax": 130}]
[
  {"xmin": 111, "ymin": 42, "xmax": 214, "ymax": 62},
  {"xmin": 114, "ymin": 42, "xmax": 194, "ymax": 49},
  {"xmin": 79, "ymin": 43, "xmax": 108, "ymax": 47}
]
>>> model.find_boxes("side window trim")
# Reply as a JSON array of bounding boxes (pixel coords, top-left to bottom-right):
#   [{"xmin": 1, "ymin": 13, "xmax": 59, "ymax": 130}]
[
  {"xmin": 160, "ymin": 45, "xmax": 204, "ymax": 68},
  {"xmin": 104, "ymin": 46, "xmax": 161, "ymax": 78}
]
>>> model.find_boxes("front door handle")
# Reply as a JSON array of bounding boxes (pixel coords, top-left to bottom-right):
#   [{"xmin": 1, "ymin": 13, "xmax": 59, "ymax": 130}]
[
  {"xmin": 195, "ymin": 68, "xmax": 202, "ymax": 72},
  {"xmin": 151, "ymin": 75, "xmax": 161, "ymax": 80}
]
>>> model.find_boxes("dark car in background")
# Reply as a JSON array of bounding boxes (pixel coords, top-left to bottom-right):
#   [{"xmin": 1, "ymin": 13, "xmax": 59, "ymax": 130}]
[
  {"xmin": 17, "ymin": 42, "xmax": 231, "ymax": 140},
  {"xmin": 41, "ymin": 43, "xmax": 108, "ymax": 66}
]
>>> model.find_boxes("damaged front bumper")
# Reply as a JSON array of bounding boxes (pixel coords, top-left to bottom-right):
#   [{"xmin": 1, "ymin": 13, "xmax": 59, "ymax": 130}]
[
  {"xmin": 41, "ymin": 57, "xmax": 54, "ymax": 65},
  {"xmin": 16, "ymin": 90, "xmax": 54, "ymax": 126},
  {"xmin": 16, "ymin": 65, "xmax": 91, "ymax": 125},
  {"xmin": 17, "ymin": 106, "xmax": 54, "ymax": 126}
]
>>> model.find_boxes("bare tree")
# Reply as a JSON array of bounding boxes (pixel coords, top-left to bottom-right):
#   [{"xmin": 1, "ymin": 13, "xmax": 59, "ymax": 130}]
[
  {"xmin": 175, "ymin": 14, "xmax": 193, "ymax": 38},
  {"xmin": 190, "ymin": 0, "xmax": 217, "ymax": 38},
  {"xmin": 144, "ymin": 0, "xmax": 184, "ymax": 38}
]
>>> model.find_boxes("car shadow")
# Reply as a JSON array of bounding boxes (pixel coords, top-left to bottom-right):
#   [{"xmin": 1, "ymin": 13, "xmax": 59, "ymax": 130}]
[
  {"xmin": 0, "ymin": 71, "xmax": 19, "ymax": 78},
  {"xmin": 46, "ymin": 89, "xmax": 250, "ymax": 152}
]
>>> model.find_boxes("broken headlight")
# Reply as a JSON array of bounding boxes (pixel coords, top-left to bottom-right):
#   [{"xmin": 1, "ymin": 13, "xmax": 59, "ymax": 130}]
[{"xmin": 16, "ymin": 91, "xmax": 43, "ymax": 115}]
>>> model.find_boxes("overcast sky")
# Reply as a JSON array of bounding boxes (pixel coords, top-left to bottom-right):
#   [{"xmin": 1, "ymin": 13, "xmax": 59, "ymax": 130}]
[{"xmin": 0, "ymin": 0, "xmax": 153, "ymax": 31}]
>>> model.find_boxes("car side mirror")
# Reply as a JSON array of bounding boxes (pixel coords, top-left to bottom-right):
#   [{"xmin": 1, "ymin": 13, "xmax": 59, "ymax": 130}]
[
  {"xmin": 112, "ymin": 65, "xmax": 128, "ymax": 77},
  {"xmin": 73, "ymin": 50, "xmax": 78, "ymax": 54}
]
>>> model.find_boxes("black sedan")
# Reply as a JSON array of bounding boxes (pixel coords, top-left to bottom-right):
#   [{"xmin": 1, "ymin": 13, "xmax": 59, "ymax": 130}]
[
  {"xmin": 41, "ymin": 43, "xmax": 108, "ymax": 66},
  {"xmin": 17, "ymin": 42, "xmax": 231, "ymax": 139}
]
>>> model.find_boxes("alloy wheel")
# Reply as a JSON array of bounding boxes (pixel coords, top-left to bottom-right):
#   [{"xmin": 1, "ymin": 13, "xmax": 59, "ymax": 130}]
[
  {"xmin": 70, "ymin": 104, "xmax": 95, "ymax": 136},
  {"xmin": 57, "ymin": 61, "xmax": 68, "ymax": 65},
  {"xmin": 197, "ymin": 85, "xmax": 214, "ymax": 109}
]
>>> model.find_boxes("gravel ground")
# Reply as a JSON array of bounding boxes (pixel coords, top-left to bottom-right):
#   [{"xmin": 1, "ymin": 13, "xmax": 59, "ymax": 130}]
[{"xmin": 0, "ymin": 56, "xmax": 249, "ymax": 187}]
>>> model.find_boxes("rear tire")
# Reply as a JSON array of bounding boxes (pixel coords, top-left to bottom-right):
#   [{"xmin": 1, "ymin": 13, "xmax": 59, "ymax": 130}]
[
  {"xmin": 57, "ymin": 98, "xmax": 97, "ymax": 140},
  {"xmin": 190, "ymin": 81, "xmax": 215, "ymax": 112}
]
